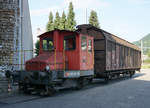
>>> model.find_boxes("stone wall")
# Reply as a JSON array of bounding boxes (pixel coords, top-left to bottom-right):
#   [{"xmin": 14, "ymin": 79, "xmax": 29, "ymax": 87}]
[{"xmin": 0, "ymin": 0, "xmax": 19, "ymax": 65}]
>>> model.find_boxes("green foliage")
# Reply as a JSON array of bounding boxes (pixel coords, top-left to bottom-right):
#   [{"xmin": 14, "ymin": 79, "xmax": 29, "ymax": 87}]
[
  {"xmin": 46, "ymin": 2, "xmax": 76, "ymax": 31},
  {"xmin": 147, "ymin": 50, "xmax": 150, "ymax": 57},
  {"xmin": 66, "ymin": 2, "xmax": 76, "ymax": 31},
  {"xmin": 133, "ymin": 33, "xmax": 150, "ymax": 55},
  {"xmin": 54, "ymin": 12, "xmax": 61, "ymax": 29},
  {"xmin": 46, "ymin": 12, "xmax": 54, "ymax": 31},
  {"xmin": 89, "ymin": 10, "xmax": 100, "ymax": 28},
  {"xmin": 35, "ymin": 40, "xmax": 40, "ymax": 56},
  {"xmin": 142, "ymin": 64, "xmax": 150, "ymax": 69},
  {"xmin": 59, "ymin": 11, "xmax": 67, "ymax": 30},
  {"xmin": 144, "ymin": 58, "xmax": 150, "ymax": 64}
]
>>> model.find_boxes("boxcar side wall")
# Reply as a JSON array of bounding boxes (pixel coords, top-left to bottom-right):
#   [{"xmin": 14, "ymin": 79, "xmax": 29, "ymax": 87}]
[{"xmin": 106, "ymin": 40, "xmax": 141, "ymax": 72}]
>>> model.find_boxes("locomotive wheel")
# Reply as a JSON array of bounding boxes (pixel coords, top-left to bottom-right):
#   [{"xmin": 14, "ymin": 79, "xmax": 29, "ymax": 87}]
[
  {"xmin": 23, "ymin": 84, "xmax": 31, "ymax": 94},
  {"xmin": 76, "ymin": 78, "xmax": 84, "ymax": 90},
  {"xmin": 18, "ymin": 83, "xmax": 24, "ymax": 91},
  {"xmin": 23, "ymin": 77, "xmax": 31, "ymax": 94},
  {"xmin": 44, "ymin": 86, "xmax": 55, "ymax": 96},
  {"xmin": 88, "ymin": 78, "xmax": 93, "ymax": 84}
]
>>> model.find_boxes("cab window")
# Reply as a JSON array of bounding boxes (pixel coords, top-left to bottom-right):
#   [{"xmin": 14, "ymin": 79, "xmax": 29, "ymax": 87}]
[
  {"xmin": 42, "ymin": 37, "xmax": 54, "ymax": 51},
  {"xmin": 81, "ymin": 36, "xmax": 87, "ymax": 51},
  {"xmin": 64, "ymin": 36, "xmax": 76, "ymax": 50},
  {"xmin": 88, "ymin": 40, "xmax": 92, "ymax": 52}
]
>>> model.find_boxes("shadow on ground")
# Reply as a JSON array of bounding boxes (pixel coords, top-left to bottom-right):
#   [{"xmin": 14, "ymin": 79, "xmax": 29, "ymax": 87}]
[{"xmin": 55, "ymin": 72, "xmax": 145, "ymax": 96}]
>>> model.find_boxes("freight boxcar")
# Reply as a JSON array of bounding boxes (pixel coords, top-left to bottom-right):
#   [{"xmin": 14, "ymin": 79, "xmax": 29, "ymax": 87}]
[{"xmin": 77, "ymin": 24, "xmax": 141, "ymax": 81}]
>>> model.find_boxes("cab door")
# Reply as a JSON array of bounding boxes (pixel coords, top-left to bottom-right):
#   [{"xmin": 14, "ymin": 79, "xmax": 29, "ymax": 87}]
[{"xmin": 80, "ymin": 36, "xmax": 94, "ymax": 70}]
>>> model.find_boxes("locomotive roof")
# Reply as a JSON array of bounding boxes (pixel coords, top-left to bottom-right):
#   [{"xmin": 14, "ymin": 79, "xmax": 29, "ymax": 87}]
[
  {"xmin": 77, "ymin": 24, "xmax": 141, "ymax": 51},
  {"xmin": 38, "ymin": 29, "xmax": 79, "ymax": 38}
]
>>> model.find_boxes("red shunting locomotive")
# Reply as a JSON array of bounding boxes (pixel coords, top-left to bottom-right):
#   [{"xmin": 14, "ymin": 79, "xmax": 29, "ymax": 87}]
[
  {"xmin": 26, "ymin": 29, "xmax": 94, "ymax": 72},
  {"xmin": 19, "ymin": 27, "xmax": 94, "ymax": 94}
]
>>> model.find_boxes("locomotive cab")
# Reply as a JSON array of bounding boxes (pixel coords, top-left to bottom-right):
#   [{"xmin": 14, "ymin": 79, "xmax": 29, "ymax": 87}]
[
  {"xmin": 26, "ymin": 30, "xmax": 94, "ymax": 75},
  {"xmin": 19, "ymin": 29, "xmax": 94, "ymax": 93}
]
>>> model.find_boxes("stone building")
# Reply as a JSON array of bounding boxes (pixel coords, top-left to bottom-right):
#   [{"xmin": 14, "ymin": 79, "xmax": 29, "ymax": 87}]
[
  {"xmin": 0, "ymin": 0, "xmax": 19, "ymax": 65},
  {"xmin": 0, "ymin": 0, "xmax": 33, "ymax": 70}
]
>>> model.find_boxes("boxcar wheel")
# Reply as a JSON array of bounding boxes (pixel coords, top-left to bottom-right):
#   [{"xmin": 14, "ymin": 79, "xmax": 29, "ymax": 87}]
[
  {"xmin": 130, "ymin": 71, "xmax": 135, "ymax": 78},
  {"xmin": 88, "ymin": 78, "xmax": 93, "ymax": 84},
  {"xmin": 104, "ymin": 77, "xmax": 109, "ymax": 84},
  {"xmin": 116, "ymin": 74, "xmax": 120, "ymax": 78},
  {"xmin": 130, "ymin": 72, "xmax": 133, "ymax": 78},
  {"xmin": 108, "ymin": 74, "xmax": 112, "ymax": 80}
]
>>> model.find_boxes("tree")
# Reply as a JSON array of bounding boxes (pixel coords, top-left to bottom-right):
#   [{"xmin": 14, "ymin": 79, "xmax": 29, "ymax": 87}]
[
  {"xmin": 46, "ymin": 11, "xmax": 54, "ymax": 31},
  {"xmin": 54, "ymin": 12, "xmax": 61, "ymax": 29},
  {"xmin": 89, "ymin": 10, "xmax": 100, "ymax": 28},
  {"xmin": 147, "ymin": 50, "xmax": 150, "ymax": 58},
  {"xmin": 66, "ymin": 2, "xmax": 76, "ymax": 31},
  {"xmin": 59, "ymin": 11, "xmax": 67, "ymax": 30},
  {"xmin": 35, "ymin": 40, "xmax": 40, "ymax": 56}
]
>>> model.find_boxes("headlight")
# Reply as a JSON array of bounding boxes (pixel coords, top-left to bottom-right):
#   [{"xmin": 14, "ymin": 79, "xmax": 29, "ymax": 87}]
[{"xmin": 45, "ymin": 65, "xmax": 50, "ymax": 71}]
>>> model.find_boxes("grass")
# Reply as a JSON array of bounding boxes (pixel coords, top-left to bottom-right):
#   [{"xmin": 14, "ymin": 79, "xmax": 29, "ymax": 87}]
[
  {"xmin": 142, "ymin": 64, "xmax": 150, "ymax": 69},
  {"xmin": 142, "ymin": 57, "xmax": 150, "ymax": 69},
  {"xmin": 143, "ymin": 59, "xmax": 150, "ymax": 64}
]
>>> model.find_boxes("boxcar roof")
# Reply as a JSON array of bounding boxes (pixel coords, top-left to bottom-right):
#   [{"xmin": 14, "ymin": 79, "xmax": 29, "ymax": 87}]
[{"xmin": 77, "ymin": 24, "xmax": 141, "ymax": 51}]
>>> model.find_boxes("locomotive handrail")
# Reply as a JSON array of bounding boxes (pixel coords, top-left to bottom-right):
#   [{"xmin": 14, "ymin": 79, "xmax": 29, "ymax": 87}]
[
  {"xmin": 87, "ymin": 52, "xmax": 90, "ymax": 66},
  {"xmin": 63, "ymin": 49, "xmax": 66, "ymax": 70},
  {"xmin": 92, "ymin": 45, "xmax": 94, "ymax": 65},
  {"xmin": 54, "ymin": 48, "xmax": 56, "ymax": 70}
]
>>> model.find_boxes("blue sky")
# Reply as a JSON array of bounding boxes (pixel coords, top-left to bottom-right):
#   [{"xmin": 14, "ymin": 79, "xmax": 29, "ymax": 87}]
[{"xmin": 28, "ymin": 0, "xmax": 150, "ymax": 43}]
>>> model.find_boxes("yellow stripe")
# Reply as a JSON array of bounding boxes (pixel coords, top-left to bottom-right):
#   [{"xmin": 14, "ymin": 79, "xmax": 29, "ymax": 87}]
[
  {"xmin": 54, "ymin": 49, "xmax": 56, "ymax": 70},
  {"xmin": 63, "ymin": 50, "xmax": 65, "ymax": 70},
  {"xmin": 93, "ymin": 44, "xmax": 94, "ymax": 65}
]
